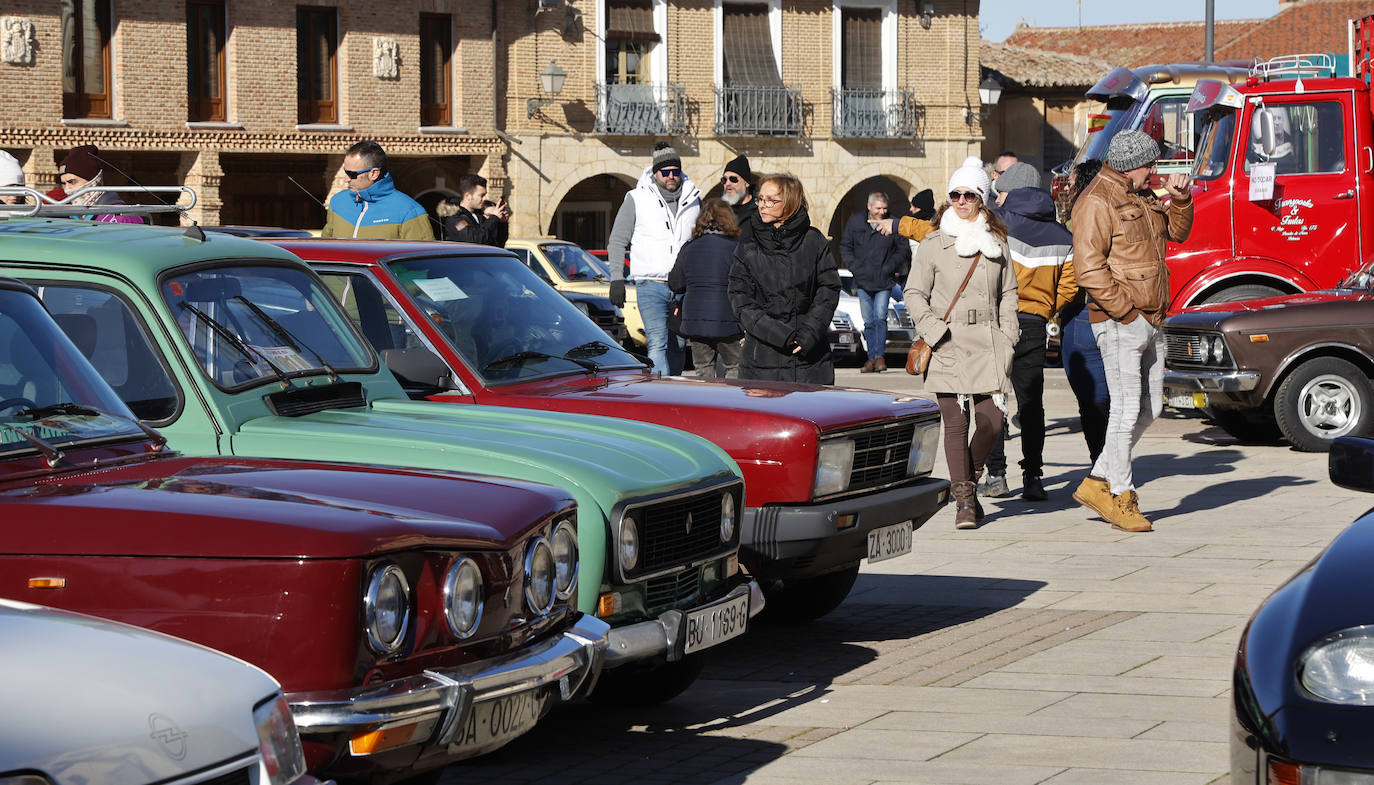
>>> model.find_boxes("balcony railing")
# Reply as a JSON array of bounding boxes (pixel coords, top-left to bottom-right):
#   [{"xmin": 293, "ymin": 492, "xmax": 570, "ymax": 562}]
[
  {"xmin": 831, "ymin": 88, "xmax": 922, "ymax": 138},
  {"xmin": 594, "ymin": 83, "xmax": 689, "ymax": 136},
  {"xmin": 714, "ymin": 85, "xmax": 803, "ymax": 137}
]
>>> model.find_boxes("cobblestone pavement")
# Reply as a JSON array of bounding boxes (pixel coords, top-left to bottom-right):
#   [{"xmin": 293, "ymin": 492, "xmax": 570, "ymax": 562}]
[{"xmin": 443, "ymin": 363, "xmax": 1372, "ymax": 785}]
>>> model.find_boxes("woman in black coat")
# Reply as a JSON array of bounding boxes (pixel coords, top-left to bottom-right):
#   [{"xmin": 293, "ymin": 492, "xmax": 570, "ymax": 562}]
[
  {"xmin": 727, "ymin": 173, "xmax": 841, "ymax": 384},
  {"xmin": 668, "ymin": 198, "xmax": 745, "ymax": 378}
]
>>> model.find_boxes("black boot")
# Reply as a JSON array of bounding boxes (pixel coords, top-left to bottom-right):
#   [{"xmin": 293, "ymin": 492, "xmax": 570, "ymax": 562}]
[{"xmin": 1022, "ymin": 472, "xmax": 1048, "ymax": 501}]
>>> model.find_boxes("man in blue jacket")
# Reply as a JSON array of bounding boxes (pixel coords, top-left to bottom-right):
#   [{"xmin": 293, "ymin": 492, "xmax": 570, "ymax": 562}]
[
  {"xmin": 840, "ymin": 192, "xmax": 910, "ymax": 372},
  {"xmin": 322, "ymin": 140, "xmax": 434, "ymax": 240}
]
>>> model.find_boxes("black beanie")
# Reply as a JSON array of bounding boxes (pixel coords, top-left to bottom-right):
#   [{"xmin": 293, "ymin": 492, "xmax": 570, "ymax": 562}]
[
  {"xmin": 724, "ymin": 154, "xmax": 752, "ymax": 183},
  {"xmin": 910, "ymin": 188, "xmax": 935, "ymax": 220},
  {"xmin": 651, "ymin": 141, "xmax": 681, "ymax": 173}
]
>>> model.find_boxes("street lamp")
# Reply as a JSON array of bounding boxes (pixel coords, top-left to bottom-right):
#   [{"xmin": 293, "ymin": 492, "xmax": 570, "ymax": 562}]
[
  {"xmin": 526, "ymin": 60, "xmax": 568, "ymax": 118},
  {"xmin": 978, "ymin": 76, "xmax": 1002, "ymax": 110}
]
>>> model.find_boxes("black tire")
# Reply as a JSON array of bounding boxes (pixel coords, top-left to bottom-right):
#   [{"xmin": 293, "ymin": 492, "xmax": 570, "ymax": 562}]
[
  {"xmin": 759, "ymin": 563, "xmax": 861, "ymax": 623},
  {"xmin": 1200, "ymin": 284, "xmax": 1286, "ymax": 305},
  {"xmin": 1205, "ymin": 407, "xmax": 1282, "ymax": 443},
  {"xmin": 1274, "ymin": 357, "xmax": 1374, "ymax": 452},
  {"xmin": 586, "ymin": 653, "xmax": 706, "ymax": 706}
]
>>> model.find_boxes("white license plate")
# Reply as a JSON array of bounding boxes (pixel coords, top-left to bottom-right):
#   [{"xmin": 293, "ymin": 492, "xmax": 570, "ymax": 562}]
[
  {"xmin": 838, "ymin": 333, "xmax": 854, "ymax": 344},
  {"xmin": 867, "ymin": 521, "xmax": 913, "ymax": 563},
  {"xmin": 684, "ymin": 594, "xmax": 750, "ymax": 654},
  {"xmin": 1166, "ymin": 390, "xmax": 1207, "ymax": 409},
  {"xmin": 449, "ymin": 689, "xmax": 543, "ymax": 752}
]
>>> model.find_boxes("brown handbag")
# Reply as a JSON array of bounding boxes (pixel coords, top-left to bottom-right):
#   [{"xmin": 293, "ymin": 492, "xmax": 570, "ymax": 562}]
[{"xmin": 906, "ymin": 253, "xmax": 982, "ymax": 375}]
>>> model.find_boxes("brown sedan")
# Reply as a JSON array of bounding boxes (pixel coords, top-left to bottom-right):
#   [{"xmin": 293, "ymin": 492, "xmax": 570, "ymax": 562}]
[{"xmin": 1162, "ymin": 272, "xmax": 1374, "ymax": 452}]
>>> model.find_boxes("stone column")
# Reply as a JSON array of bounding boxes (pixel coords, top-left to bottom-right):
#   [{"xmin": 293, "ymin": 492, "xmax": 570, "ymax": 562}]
[{"xmin": 176, "ymin": 150, "xmax": 223, "ymax": 226}]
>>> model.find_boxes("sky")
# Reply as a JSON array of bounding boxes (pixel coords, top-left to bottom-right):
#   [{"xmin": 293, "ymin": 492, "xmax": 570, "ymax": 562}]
[{"xmin": 979, "ymin": 0, "xmax": 1282, "ymax": 43}]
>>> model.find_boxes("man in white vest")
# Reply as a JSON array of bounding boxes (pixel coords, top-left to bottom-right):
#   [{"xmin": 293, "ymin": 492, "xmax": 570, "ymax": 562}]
[{"xmin": 606, "ymin": 141, "xmax": 702, "ymax": 375}]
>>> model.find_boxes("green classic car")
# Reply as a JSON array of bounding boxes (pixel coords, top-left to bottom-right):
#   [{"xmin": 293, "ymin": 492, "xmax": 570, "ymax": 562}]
[{"xmin": 0, "ymin": 217, "xmax": 759, "ymax": 708}]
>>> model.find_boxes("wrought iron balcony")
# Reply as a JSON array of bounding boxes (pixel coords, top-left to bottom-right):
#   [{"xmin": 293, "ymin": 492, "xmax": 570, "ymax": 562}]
[
  {"xmin": 830, "ymin": 88, "xmax": 922, "ymax": 138},
  {"xmin": 714, "ymin": 85, "xmax": 803, "ymax": 137},
  {"xmin": 594, "ymin": 83, "xmax": 689, "ymax": 136}
]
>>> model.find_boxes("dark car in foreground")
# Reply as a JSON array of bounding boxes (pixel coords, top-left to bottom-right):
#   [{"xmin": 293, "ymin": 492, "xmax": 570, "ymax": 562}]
[
  {"xmin": 1163, "ymin": 263, "xmax": 1374, "ymax": 451},
  {"xmin": 1232, "ymin": 435, "xmax": 1374, "ymax": 783}
]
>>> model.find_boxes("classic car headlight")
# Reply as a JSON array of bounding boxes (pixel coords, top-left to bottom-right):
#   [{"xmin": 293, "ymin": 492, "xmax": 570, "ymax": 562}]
[
  {"xmin": 443, "ymin": 557, "xmax": 484, "ymax": 638},
  {"xmin": 574, "ymin": 301, "xmax": 591, "ymax": 316},
  {"xmin": 253, "ymin": 693, "xmax": 307, "ymax": 785},
  {"xmin": 906, "ymin": 421, "xmax": 941, "ymax": 476},
  {"xmin": 814, "ymin": 439, "xmax": 855, "ymax": 496},
  {"xmin": 525, "ymin": 537, "xmax": 556, "ymax": 614},
  {"xmin": 720, "ymin": 493, "xmax": 736, "ymax": 543},
  {"xmin": 1300, "ymin": 625, "xmax": 1374, "ymax": 704},
  {"xmin": 1209, "ymin": 335, "xmax": 1227, "ymax": 364},
  {"xmin": 619, "ymin": 514, "xmax": 640, "ymax": 571},
  {"xmin": 363, "ymin": 564, "xmax": 410, "ymax": 655},
  {"xmin": 551, "ymin": 521, "xmax": 578, "ymax": 600}
]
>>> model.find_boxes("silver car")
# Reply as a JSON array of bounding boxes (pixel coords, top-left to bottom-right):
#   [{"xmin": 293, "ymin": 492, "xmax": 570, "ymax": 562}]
[{"xmin": 0, "ymin": 598, "xmax": 319, "ymax": 785}]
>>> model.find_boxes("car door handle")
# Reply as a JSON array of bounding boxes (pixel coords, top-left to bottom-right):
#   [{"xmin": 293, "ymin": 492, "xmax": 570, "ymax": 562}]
[{"xmin": 1335, "ymin": 190, "xmax": 1355, "ymax": 199}]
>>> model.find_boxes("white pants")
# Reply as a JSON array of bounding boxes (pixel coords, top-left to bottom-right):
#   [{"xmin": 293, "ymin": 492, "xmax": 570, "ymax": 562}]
[{"xmin": 1090, "ymin": 317, "xmax": 1164, "ymax": 495}]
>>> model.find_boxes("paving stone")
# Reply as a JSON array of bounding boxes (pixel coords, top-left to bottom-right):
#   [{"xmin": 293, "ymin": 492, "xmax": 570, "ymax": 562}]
[{"xmin": 932, "ymin": 733, "xmax": 1226, "ymax": 772}]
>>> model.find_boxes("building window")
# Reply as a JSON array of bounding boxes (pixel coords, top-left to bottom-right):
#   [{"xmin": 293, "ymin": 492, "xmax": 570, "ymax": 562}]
[
  {"xmin": 605, "ymin": 0, "xmax": 657, "ymax": 85},
  {"xmin": 187, "ymin": 1, "xmax": 226, "ymax": 122},
  {"xmin": 61, "ymin": 0, "xmax": 113, "ymax": 119},
  {"xmin": 420, "ymin": 14, "xmax": 452, "ymax": 126},
  {"xmin": 839, "ymin": 7, "xmax": 881, "ymax": 91},
  {"xmin": 297, "ymin": 7, "xmax": 338, "ymax": 124},
  {"xmin": 721, "ymin": 3, "xmax": 780, "ymax": 86}
]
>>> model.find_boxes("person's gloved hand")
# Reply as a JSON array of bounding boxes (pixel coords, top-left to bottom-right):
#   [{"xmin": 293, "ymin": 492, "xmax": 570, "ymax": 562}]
[{"xmin": 609, "ymin": 280, "xmax": 626, "ymax": 308}]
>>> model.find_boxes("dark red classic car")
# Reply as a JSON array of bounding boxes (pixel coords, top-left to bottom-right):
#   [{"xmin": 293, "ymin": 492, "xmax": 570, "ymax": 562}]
[
  {"xmin": 0, "ymin": 278, "xmax": 607, "ymax": 783},
  {"xmin": 1163, "ymin": 263, "xmax": 1374, "ymax": 451}
]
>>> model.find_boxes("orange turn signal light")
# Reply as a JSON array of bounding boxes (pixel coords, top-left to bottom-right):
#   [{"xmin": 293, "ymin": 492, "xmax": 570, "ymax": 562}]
[
  {"xmin": 597, "ymin": 592, "xmax": 621, "ymax": 617},
  {"xmin": 349, "ymin": 723, "xmax": 422, "ymax": 756},
  {"xmin": 28, "ymin": 577, "xmax": 66, "ymax": 589},
  {"xmin": 1266, "ymin": 758, "xmax": 1302, "ymax": 785},
  {"xmin": 1249, "ymin": 334, "xmax": 1270, "ymax": 342}
]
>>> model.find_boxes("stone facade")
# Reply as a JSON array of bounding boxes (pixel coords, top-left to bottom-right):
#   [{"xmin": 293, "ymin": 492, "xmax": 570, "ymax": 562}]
[{"xmin": 0, "ymin": 0, "xmax": 982, "ymax": 239}]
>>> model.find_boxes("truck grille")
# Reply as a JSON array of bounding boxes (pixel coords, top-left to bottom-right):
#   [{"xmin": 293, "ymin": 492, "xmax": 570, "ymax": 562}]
[
  {"xmin": 645, "ymin": 570, "xmax": 701, "ymax": 609},
  {"xmin": 635, "ymin": 485, "xmax": 738, "ymax": 574},
  {"xmin": 845, "ymin": 420, "xmax": 918, "ymax": 492}
]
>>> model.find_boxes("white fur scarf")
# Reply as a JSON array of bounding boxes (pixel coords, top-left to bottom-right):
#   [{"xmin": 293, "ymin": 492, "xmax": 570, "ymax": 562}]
[{"xmin": 938, "ymin": 210, "xmax": 1004, "ymax": 259}]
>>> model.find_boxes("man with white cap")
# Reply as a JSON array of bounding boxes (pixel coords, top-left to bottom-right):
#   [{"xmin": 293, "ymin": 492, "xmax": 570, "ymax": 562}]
[
  {"xmin": 0, "ymin": 150, "xmax": 26, "ymax": 206},
  {"xmin": 1070, "ymin": 129, "xmax": 1193, "ymax": 532}
]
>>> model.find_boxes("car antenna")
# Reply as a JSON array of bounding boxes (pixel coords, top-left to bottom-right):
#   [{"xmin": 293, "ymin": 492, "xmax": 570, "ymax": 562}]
[{"xmin": 92, "ymin": 152, "xmax": 174, "ymax": 208}]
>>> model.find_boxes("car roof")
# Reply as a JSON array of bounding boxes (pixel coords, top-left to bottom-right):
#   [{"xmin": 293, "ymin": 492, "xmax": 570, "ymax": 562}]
[{"xmin": 267, "ymin": 237, "xmax": 517, "ymax": 264}]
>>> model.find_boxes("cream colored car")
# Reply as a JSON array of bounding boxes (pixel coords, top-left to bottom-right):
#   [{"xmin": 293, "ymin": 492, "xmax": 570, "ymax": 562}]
[{"xmin": 505, "ymin": 238, "xmax": 646, "ymax": 348}]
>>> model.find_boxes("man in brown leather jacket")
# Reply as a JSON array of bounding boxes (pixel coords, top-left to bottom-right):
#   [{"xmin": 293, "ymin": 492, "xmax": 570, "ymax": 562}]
[{"xmin": 1070, "ymin": 130, "xmax": 1193, "ymax": 532}]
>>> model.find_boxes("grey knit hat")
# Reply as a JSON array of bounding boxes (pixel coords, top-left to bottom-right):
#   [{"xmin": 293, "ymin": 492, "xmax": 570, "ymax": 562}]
[
  {"xmin": 651, "ymin": 141, "xmax": 682, "ymax": 173},
  {"xmin": 1105, "ymin": 130, "xmax": 1160, "ymax": 173},
  {"xmin": 993, "ymin": 161, "xmax": 1041, "ymax": 194}
]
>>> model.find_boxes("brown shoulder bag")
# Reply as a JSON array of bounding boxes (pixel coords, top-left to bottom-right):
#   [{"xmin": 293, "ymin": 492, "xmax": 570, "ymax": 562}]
[{"xmin": 906, "ymin": 253, "xmax": 982, "ymax": 375}]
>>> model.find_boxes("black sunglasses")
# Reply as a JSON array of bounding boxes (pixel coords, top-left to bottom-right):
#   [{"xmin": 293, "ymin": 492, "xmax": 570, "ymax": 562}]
[
  {"xmin": 721, "ymin": 174, "xmax": 743, "ymax": 184},
  {"xmin": 658, "ymin": 167, "xmax": 684, "ymax": 178},
  {"xmin": 948, "ymin": 190, "xmax": 981, "ymax": 203},
  {"xmin": 344, "ymin": 167, "xmax": 378, "ymax": 179}
]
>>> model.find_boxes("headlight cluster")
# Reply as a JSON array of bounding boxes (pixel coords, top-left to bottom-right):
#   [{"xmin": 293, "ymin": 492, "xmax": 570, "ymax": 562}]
[
  {"xmin": 443, "ymin": 558, "xmax": 484, "ymax": 638},
  {"xmin": 1300, "ymin": 625, "xmax": 1374, "ymax": 704},
  {"xmin": 364, "ymin": 564, "xmax": 411, "ymax": 654},
  {"xmin": 526, "ymin": 522, "xmax": 579, "ymax": 614},
  {"xmin": 720, "ymin": 493, "xmax": 736, "ymax": 543},
  {"xmin": 906, "ymin": 421, "xmax": 941, "ymax": 476},
  {"xmin": 253, "ymin": 693, "xmax": 307, "ymax": 785},
  {"xmin": 813, "ymin": 439, "xmax": 855, "ymax": 496},
  {"xmin": 1192, "ymin": 333, "xmax": 1231, "ymax": 366}
]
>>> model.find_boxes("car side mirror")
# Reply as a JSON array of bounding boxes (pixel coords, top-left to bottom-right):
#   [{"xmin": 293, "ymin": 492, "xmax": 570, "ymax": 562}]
[
  {"xmin": 1329, "ymin": 436, "xmax": 1374, "ymax": 493},
  {"xmin": 381, "ymin": 347, "xmax": 458, "ymax": 396},
  {"xmin": 1254, "ymin": 108, "xmax": 1278, "ymax": 158}
]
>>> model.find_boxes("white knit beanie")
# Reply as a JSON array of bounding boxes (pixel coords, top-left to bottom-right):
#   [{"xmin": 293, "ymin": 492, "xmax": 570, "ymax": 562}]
[
  {"xmin": 947, "ymin": 159, "xmax": 990, "ymax": 201},
  {"xmin": 0, "ymin": 151, "xmax": 24, "ymax": 188}
]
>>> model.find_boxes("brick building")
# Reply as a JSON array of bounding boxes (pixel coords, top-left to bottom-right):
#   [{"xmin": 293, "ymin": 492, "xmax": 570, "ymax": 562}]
[{"xmin": 0, "ymin": 0, "xmax": 984, "ymax": 243}]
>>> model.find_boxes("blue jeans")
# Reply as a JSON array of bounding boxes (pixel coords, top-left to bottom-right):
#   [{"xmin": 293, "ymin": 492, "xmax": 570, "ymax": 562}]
[
  {"xmin": 636, "ymin": 280, "xmax": 684, "ymax": 375},
  {"xmin": 857, "ymin": 288, "xmax": 889, "ymax": 360},
  {"xmin": 1062, "ymin": 306, "xmax": 1110, "ymax": 464}
]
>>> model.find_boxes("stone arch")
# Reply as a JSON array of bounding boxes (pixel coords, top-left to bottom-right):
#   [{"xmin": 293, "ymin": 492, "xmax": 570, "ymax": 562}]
[{"xmin": 541, "ymin": 161, "xmax": 642, "ymax": 237}]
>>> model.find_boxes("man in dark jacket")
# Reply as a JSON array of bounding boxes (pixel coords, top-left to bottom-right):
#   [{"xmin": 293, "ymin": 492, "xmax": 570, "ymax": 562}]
[
  {"xmin": 839, "ymin": 192, "xmax": 910, "ymax": 372},
  {"xmin": 441, "ymin": 173, "xmax": 509, "ymax": 247}
]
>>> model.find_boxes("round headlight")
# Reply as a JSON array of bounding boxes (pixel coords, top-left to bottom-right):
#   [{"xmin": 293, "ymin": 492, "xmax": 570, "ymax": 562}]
[
  {"xmin": 1301, "ymin": 626, "xmax": 1374, "ymax": 704},
  {"xmin": 443, "ymin": 557, "xmax": 484, "ymax": 638},
  {"xmin": 551, "ymin": 522, "xmax": 578, "ymax": 600},
  {"xmin": 1210, "ymin": 336, "xmax": 1226, "ymax": 364},
  {"xmin": 619, "ymin": 514, "xmax": 639, "ymax": 572},
  {"xmin": 719, "ymin": 493, "xmax": 736, "ymax": 543},
  {"xmin": 364, "ymin": 564, "xmax": 410, "ymax": 654},
  {"xmin": 525, "ymin": 537, "xmax": 556, "ymax": 615}
]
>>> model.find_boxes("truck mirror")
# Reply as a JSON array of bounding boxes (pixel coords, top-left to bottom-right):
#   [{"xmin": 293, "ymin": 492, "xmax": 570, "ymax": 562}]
[
  {"xmin": 381, "ymin": 346, "xmax": 459, "ymax": 396},
  {"xmin": 1254, "ymin": 109, "xmax": 1279, "ymax": 158}
]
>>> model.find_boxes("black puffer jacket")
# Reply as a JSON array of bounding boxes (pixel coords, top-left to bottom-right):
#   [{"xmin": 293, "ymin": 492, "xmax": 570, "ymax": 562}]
[
  {"xmin": 728, "ymin": 205, "xmax": 840, "ymax": 384},
  {"xmin": 668, "ymin": 232, "xmax": 743, "ymax": 340}
]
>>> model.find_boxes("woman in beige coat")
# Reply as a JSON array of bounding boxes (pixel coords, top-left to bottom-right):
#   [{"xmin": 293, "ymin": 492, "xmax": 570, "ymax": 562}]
[{"xmin": 904, "ymin": 158, "xmax": 1019, "ymax": 528}]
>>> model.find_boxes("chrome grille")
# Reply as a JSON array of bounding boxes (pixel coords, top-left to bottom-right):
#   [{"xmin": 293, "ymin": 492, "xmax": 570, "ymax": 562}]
[
  {"xmin": 636, "ymin": 487, "xmax": 734, "ymax": 574},
  {"xmin": 645, "ymin": 570, "xmax": 701, "ymax": 609},
  {"xmin": 845, "ymin": 420, "xmax": 918, "ymax": 492},
  {"xmin": 831, "ymin": 311, "xmax": 853, "ymax": 330},
  {"xmin": 1165, "ymin": 331, "xmax": 1207, "ymax": 368},
  {"xmin": 889, "ymin": 304, "xmax": 915, "ymax": 328}
]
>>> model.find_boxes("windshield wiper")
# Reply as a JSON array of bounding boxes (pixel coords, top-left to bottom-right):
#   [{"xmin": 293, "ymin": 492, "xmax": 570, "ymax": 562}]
[
  {"xmin": 482, "ymin": 350, "xmax": 599, "ymax": 374},
  {"xmin": 0, "ymin": 421, "xmax": 63, "ymax": 467},
  {"xmin": 232, "ymin": 295, "xmax": 341, "ymax": 382},
  {"xmin": 564, "ymin": 341, "xmax": 613, "ymax": 358},
  {"xmin": 17, "ymin": 402, "xmax": 168, "ymax": 452},
  {"xmin": 179, "ymin": 302, "xmax": 294, "ymax": 387}
]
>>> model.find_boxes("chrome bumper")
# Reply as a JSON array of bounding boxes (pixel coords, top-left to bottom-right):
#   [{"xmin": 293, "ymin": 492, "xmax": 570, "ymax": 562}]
[
  {"xmin": 604, "ymin": 580, "xmax": 763, "ymax": 667},
  {"xmin": 1164, "ymin": 369, "xmax": 1261, "ymax": 393},
  {"xmin": 287, "ymin": 614, "xmax": 608, "ymax": 746}
]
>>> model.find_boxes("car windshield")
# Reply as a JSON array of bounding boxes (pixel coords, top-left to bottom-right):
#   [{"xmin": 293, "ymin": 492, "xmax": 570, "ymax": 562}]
[
  {"xmin": 541, "ymin": 244, "xmax": 608, "ymax": 282},
  {"xmin": 1191, "ymin": 109, "xmax": 1237, "ymax": 181},
  {"xmin": 0, "ymin": 289, "xmax": 145, "ymax": 457},
  {"xmin": 1074, "ymin": 96, "xmax": 1141, "ymax": 166},
  {"xmin": 160, "ymin": 264, "xmax": 375, "ymax": 390},
  {"xmin": 386, "ymin": 254, "xmax": 644, "ymax": 382}
]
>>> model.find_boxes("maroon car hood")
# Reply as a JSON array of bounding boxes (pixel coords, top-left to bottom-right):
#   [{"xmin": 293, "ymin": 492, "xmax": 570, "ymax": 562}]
[
  {"xmin": 0, "ymin": 456, "xmax": 570, "ymax": 559},
  {"xmin": 491, "ymin": 372, "xmax": 937, "ymax": 430},
  {"xmin": 1188, "ymin": 290, "xmax": 1373, "ymax": 313}
]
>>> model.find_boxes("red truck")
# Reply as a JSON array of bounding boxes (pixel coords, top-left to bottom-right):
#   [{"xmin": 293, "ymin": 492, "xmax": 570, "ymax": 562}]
[{"xmin": 1168, "ymin": 21, "xmax": 1373, "ymax": 311}]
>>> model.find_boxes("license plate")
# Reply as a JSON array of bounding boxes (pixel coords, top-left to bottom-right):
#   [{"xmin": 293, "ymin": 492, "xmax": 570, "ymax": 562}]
[
  {"xmin": 449, "ymin": 689, "xmax": 543, "ymax": 752},
  {"xmin": 867, "ymin": 520, "xmax": 913, "ymax": 563},
  {"xmin": 838, "ymin": 333, "xmax": 854, "ymax": 344},
  {"xmin": 1166, "ymin": 390, "xmax": 1207, "ymax": 409},
  {"xmin": 684, "ymin": 594, "xmax": 750, "ymax": 654}
]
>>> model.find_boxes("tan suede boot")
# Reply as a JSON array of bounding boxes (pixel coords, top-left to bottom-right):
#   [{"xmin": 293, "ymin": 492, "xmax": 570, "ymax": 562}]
[
  {"xmin": 1073, "ymin": 475, "xmax": 1114, "ymax": 522},
  {"xmin": 1111, "ymin": 490, "xmax": 1153, "ymax": 532},
  {"xmin": 951, "ymin": 481, "xmax": 979, "ymax": 529}
]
